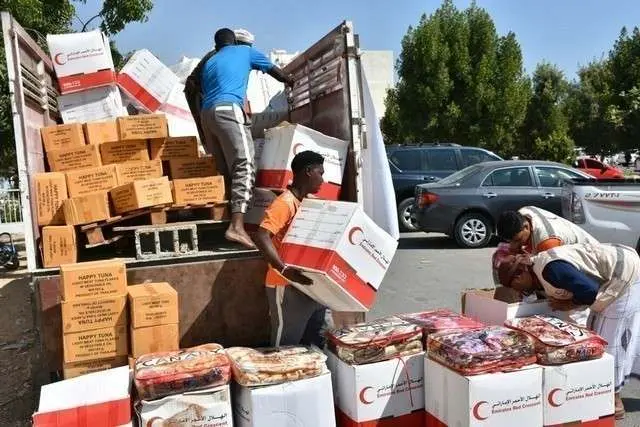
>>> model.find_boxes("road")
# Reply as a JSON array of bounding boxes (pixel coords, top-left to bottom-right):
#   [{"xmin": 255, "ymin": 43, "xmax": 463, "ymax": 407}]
[{"xmin": 370, "ymin": 232, "xmax": 640, "ymax": 426}]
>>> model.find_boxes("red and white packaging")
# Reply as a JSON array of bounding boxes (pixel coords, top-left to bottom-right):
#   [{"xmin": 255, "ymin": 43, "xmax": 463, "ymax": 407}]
[
  {"xmin": 258, "ymin": 123, "xmax": 349, "ymax": 200},
  {"xmin": 245, "ymin": 188, "xmax": 278, "ymax": 232},
  {"xmin": 280, "ymin": 199, "xmax": 398, "ymax": 312},
  {"xmin": 542, "ymin": 354, "xmax": 614, "ymax": 426},
  {"xmin": 47, "ymin": 31, "xmax": 116, "ymax": 94},
  {"xmin": 159, "ymin": 83, "xmax": 201, "ymax": 139},
  {"xmin": 326, "ymin": 350, "xmax": 425, "ymax": 427},
  {"xmin": 137, "ymin": 385, "xmax": 232, "ymax": 427},
  {"xmin": 58, "ymin": 86, "xmax": 125, "ymax": 124},
  {"xmin": 425, "ymin": 358, "xmax": 543, "ymax": 427},
  {"xmin": 33, "ymin": 366, "xmax": 131, "ymax": 427},
  {"xmin": 117, "ymin": 49, "xmax": 180, "ymax": 112}
]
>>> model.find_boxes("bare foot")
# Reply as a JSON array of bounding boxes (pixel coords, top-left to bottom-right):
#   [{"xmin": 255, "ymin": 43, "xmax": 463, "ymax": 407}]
[
  {"xmin": 615, "ymin": 393, "xmax": 625, "ymax": 419},
  {"xmin": 225, "ymin": 228, "xmax": 256, "ymax": 249}
]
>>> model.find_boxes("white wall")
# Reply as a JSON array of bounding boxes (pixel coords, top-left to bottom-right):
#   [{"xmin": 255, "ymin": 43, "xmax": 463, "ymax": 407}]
[{"xmin": 360, "ymin": 50, "xmax": 394, "ymax": 119}]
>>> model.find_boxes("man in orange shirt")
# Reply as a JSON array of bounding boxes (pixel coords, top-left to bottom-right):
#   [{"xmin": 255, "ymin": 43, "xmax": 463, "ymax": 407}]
[{"xmin": 253, "ymin": 151, "xmax": 326, "ymax": 347}]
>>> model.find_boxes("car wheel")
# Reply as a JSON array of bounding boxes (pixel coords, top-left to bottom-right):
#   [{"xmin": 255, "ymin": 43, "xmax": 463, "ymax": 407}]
[
  {"xmin": 397, "ymin": 198, "xmax": 419, "ymax": 232},
  {"xmin": 454, "ymin": 213, "xmax": 493, "ymax": 248}
]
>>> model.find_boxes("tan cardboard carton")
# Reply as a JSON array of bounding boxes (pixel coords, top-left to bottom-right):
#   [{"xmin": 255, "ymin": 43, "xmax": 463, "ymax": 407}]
[
  {"xmin": 83, "ymin": 120, "xmax": 119, "ymax": 145},
  {"xmin": 130, "ymin": 323, "xmax": 179, "ymax": 358},
  {"xmin": 115, "ymin": 160, "xmax": 163, "ymax": 184},
  {"xmin": 117, "ymin": 114, "xmax": 168, "ymax": 140},
  {"xmin": 61, "ymin": 295, "xmax": 127, "ymax": 333},
  {"xmin": 62, "ymin": 192, "xmax": 111, "ymax": 226},
  {"xmin": 40, "ymin": 123, "xmax": 85, "ymax": 152},
  {"xmin": 172, "ymin": 176, "xmax": 225, "ymax": 205},
  {"xmin": 127, "ymin": 282, "xmax": 178, "ymax": 328},
  {"xmin": 63, "ymin": 324, "xmax": 128, "ymax": 363},
  {"xmin": 48, "ymin": 144, "xmax": 102, "ymax": 172},
  {"xmin": 63, "ymin": 356, "xmax": 128, "ymax": 379},
  {"xmin": 99, "ymin": 140, "xmax": 150, "ymax": 164},
  {"xmin": 149, "ymin": 136, "xmax": 198, "ymax": 160},
  {"xmin": 168, "ymin": 156, "xmax": 217, "ymax": 179},
  {"xmin": 60, "ymin": 259, "xmax": 127, "ymax": 301},
  {"xmin": 110, "ymin": 177, "xmax": 173, "ymax": 214},
  {"xmin": 34, "ymin": 172, "xmax": 68, "ymax": 226},
  {"xmin": 41, "ymin": 225, "xmax": 77, "ymax": 268},
  {"xmin": 65, "ymin": 165, "xmax": 119, "ymax": 197}
]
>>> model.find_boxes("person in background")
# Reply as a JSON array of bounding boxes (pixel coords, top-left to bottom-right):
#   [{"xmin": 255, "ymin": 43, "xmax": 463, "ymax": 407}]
[
  {"xmin": 199, "ymin": 28, "xmax": 294, "ymax": 249},
  {"xmin": 497, "ymin": 243, "xmax": 640, "ymax": 420},
  {"xmin": 253, "ymin": 151, "xmax": 327, "ymax": 348}
]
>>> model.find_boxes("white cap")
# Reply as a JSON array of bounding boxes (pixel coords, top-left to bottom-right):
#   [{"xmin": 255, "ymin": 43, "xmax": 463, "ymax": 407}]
[{"xmin": 234, "ymin": 28, "xmax": 255, "ymax": 45}]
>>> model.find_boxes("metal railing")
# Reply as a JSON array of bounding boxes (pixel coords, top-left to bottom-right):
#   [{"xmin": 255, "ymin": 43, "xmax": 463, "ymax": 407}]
[{"xmin": 0, "ymin": 189, "xmax": 23, "ymax": 224}]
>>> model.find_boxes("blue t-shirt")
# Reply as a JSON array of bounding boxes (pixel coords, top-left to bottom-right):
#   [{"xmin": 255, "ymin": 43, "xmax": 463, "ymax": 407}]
[
  {"xmin": 200, "ymin": 45, "xmax": 274, "ymax": 110},
  {"xmin": 542, "ymin": 260, "xmax": 600, "ymax": 305}
]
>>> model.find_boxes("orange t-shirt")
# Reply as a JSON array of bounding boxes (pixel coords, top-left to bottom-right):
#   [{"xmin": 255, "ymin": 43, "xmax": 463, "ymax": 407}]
[{"xmin": 260, "ymin": 190, "xmax": 301, "ymax": 287}]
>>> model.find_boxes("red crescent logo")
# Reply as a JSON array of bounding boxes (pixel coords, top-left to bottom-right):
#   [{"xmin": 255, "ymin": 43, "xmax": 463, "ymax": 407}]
[
  {"xmin": 548, "ymin": 388, "xmax": 564, "ymax": 407},
  {"xmin": 54, "ymin": 53, "xmax": 67, "ymax": 66},
  {"xmin": 292, "ymin": 143, "xmax": 305, "ymax": 155},
  {"xmin": 359, "ymin": 387, "xmax": 374, "ymax": 405},
  {"xmin": 348, "ymin": 226, "xmax": 364, "ymax": 245},
  {"xmin": 472, "ymin": 401, "xmax": 490, "ymax": 421}
]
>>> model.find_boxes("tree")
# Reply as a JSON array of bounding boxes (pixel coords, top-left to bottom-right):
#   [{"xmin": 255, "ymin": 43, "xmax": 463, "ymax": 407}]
[
  {"xmin": 381, "ymin": 0, "xmax": 529, "ymax": 157},
  {"xmin": 0, "ymin": 0, "xmax": 153, "ymax": 171},
  {"xmin": 519, "ymin": 63, "xmax": 574, "ymax": 162}
]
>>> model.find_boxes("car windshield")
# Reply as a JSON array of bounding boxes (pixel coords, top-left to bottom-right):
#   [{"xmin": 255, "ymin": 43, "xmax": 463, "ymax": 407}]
[{"xmin": 436, "ymin": 164, "xmax": 483, "ymax": 185}]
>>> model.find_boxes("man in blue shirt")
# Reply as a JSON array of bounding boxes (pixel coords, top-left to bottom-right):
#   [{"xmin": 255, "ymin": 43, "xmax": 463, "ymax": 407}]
[{"xmin": 199, "ymin": 28, "xmax": 293, "ymax": 249}]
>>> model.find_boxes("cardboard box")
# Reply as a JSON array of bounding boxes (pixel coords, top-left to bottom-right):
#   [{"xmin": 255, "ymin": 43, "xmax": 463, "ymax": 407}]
[
  {"xmin": 58, "ymin": 86, "xmax": 124, "ymax": 124},
  {"xmin": 137, "ymin": 385, "xmax": 232, "ymax": 427},
  {"xmin": 127, "ymin": 282, "xmax": 178, "ymax": 328},
  {"xmin": 130, "ymin": 323, "xmax": 179, "ymax": 358},
  {"xmin": 258, "ymin": 123, "xmax": 349, "ymax": 200},
  {"xmin": 99, "ymin": 140, "xmax": 150, "ymax": 164},
  {"xmin": 245, "ymin": 188, "xmax": 277, "ymax": 231},
  {"xmin": 149, "ymin": 136, "xmax": 199, "ymax": 160},
  {"xmin": 543, "ymin": 354, "xmax": 615, "ymax": 426},
  {"xmin": 326, "ymin": 351, "xmax": 425, "ymax": 426},
  {"xmin": 40, "ymin": 123, "xmax": 85, "ymax": 152},
  {"xmin": 62, "ymin": 356, "xmax": 128, "ymax": 380},
  {"xmin": 117, "ymin": 114, "xmax": 168, "ymax": 140},
  {"xmin": 110, "ymin": 177, "xmax": 173, "ymax": 214},
  {"xmin": 63, "ymin": 324, "xmax": 128, "ymax": 363},
  {"xmin": 41, "ymin": 225, "xmax": 77, "ymax": 268},
  {"xmin": 61, "ymin": 295, "xmax": 127, "ymax": 333},
  {"xmin": 48, "ymin": 144, "xmax": 102, "ymax": 172},
  {"xmin": 117, "ymin": 49, "xmax": 180, "ymax": 112},
  {"xmin": 33, "ymin": 366, "xmax": 131, "ymax": 426},
  {"xmin": 46, "ymin": 31, "xmax": 116, "ymax": 94},
  {"xmin": 63, "ymin": 192, "xmax": 111, "ymax": 226},
  {"xmin": 233, "ymin": 373, "xmax": 336, "ymax": 427},
  {"xmin": 172, "ymin": 176, "xmax": 225, "ymax": 205},
  {"xmin": 65, "ymin": 164, "xmax": 119, "ymax": 197},
  {"xmin": 115, "ymin": 160, "xmax": 163, "ymax": 184},
  {"xmin": 168, "ymin": 156, "xmax": 217, "ymax": 179},
  {"xmin": 60, "ymin": 260, "xmax": 127, "ymax": 301},
  {"xmin": 280, "ymin": 200, "xmax": 398, "ymax": 312},
  {"xmin": 83, "ymin": 120, "xmax": 119, "ymax": 145},
  {"xmin": 425, "ymin": 357, "xmax": 543, "ymax": 427},
  {"xmin": 34, "ymin": 172, "xmax": 68, "ymax": 226}
]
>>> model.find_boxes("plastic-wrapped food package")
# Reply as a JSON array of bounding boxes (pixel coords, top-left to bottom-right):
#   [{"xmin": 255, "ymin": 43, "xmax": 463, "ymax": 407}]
[
  {"xmin": 427, "ymin": 326, "xmax": 536, "ymax": 375},
  {"xmin": 326, "ymin": 316, "xmax": 423, "ymax": 365},
  {"xmin": 505, "ymin": 315, "xmax": 607, "ymax": 365},
  {"xmin": 226, "ymin": 346, "xmax": 327, "ymax": 387},
  {"xmin": 399, "ymin": 309, "xmax": 484, "ymax": 344},
  {"xmin": 134, "ymin": 343, "xmax": 231, "ymax": 400}
]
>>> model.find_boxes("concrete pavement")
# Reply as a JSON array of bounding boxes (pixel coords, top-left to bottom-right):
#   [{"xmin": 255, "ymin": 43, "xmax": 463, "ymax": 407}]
[{"xmin": 371, "ymin": 232, "xmax": 640, "ymax": 426}]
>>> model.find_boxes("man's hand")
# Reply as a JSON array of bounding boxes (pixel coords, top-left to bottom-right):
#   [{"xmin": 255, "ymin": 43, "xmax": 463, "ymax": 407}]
[
  {"xmin": 548, "ymin": 297, "xmax": 575, "ymax": 311},
  {"xmin": 285, "ymin": 74, "xmax": 295, "ymax": 87},
  {"xmin": 283, "ymin": 267, "xmax": 313, "ymax": 286}
]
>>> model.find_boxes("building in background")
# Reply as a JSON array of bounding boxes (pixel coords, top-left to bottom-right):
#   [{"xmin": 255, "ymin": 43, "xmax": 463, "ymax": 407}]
[
  {"xmin": 269, "ymin": 49, "xmax": 300, "ymax": 68},
  {"xmin": 360, "ymin": 51, "xmax": 394, "ymax": 119}
]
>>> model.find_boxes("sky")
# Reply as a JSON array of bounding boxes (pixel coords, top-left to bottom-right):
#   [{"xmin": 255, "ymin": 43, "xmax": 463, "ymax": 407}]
[{"xmin": 72, "ymin": 0, "xmax": 640, "ymax": 80}]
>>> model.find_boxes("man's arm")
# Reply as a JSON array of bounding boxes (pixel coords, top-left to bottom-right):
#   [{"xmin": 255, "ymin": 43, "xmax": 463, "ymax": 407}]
[
  {"xmin": 249, "ymin": 47, "xmax": 294, "ymax": 86},
  {"xmin": 267, "ymin": 66, "xmax": 294, "ymax": 86},
  {"xmin": 535, "ymin": 237, "xmax": 563, "ymax": 253},
  {"xmin": 254, "ymin": 227, "xmax": 312, "ymax": 285}
]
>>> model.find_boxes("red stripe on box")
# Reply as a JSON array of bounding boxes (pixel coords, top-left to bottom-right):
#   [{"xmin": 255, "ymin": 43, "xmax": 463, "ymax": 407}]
[
  {"xmin": 336, "ymin": 408, "xmax": 425, "ymax": 427},
  {"xmin": 546, "ymin": 415, "xmax": 615, "ymax": 427},
  {"xmin": 257, "ymin": 169, "xmax": 292, "ymax": 189},
  {"xmin": 425, "ymin": 412, "xmax": 447, "ymax": 427},
  {"xmin": 117, "ymin": 73, "xmax": 161, "ymax": 111},
  {"xmin": 32, "ymin": 397, "xmax": 130, "ymax": 427},
  {"xmin": 280, "ymin": 243, "xmax": 377, "ymax": 308},
  {"xmin": 316, "ymin": 182, "xmax": 341, "ymax": 200},
  {"xmin": 159, "ymin": 103, "xmax": 193, "ymax": 121},
  {"xmin": 58, "ymin": 70, "xmax": 117, "ymax": 94}
]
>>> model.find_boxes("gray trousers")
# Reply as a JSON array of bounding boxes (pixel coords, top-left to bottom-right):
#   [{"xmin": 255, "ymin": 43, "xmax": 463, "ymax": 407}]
[
  {"xmin": 265, "ymin": 285, "xmax": 327, "ymax": 349},
  {"xmin": 200, "ymin": 103, "xmax": 255, "ymax": 214}
]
